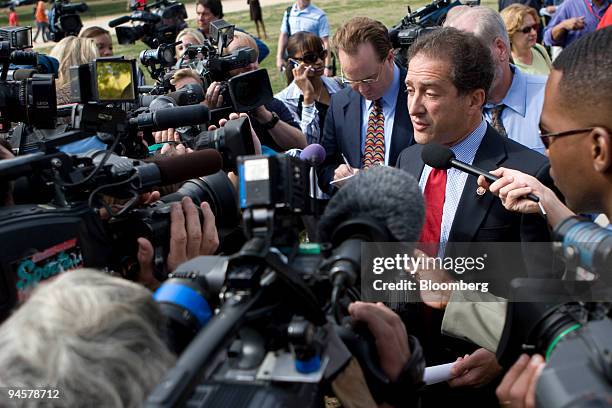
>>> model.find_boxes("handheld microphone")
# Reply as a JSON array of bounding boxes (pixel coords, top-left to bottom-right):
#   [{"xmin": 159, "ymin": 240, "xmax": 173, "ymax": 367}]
[
  {"xmin": 299, "ymin": 143, "xmax": 326, "ymax": 165},
  {"xmin": 130, "ymin": 105, "xmax": 210, "ymax": 131},
  {"xmin": 421, "ymin": 143, "xmax": 541, "ymax": 203}
]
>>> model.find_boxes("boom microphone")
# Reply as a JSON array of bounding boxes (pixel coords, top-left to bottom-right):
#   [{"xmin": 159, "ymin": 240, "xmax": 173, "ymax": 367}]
[
  {"xmin": 421, "ymin": 143, "xmax": 540, "ymax": 202},
  {"xmin": 108, "ymin": 15, "xmax": 131, "ymax": 27},
  {"xmin": 130, "ymin": 104, "xmax": 210, "ymax": 131},
  {"xmin": 151, "ymin": 149, "xmax": 223, "ymax": 186},
  {"xmin": 319, "ymin": 166, "xmax": 424, "ymax": 243}
]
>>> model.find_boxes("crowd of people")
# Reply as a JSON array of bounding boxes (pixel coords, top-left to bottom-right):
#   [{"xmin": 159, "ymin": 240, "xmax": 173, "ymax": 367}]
[{"xmin": 0, "ymin": 0, "xmax": 610, "ymax": 406}]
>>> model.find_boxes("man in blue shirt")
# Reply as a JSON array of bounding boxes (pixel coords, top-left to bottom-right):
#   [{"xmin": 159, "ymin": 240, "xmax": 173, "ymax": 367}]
[
  {"xmin": 543, "ymin": 0, "xmax": 609, "ymax": 47},
  {"xmin": 276, "ymin": 0, "xmax": 333, "ymax": 78},
  {"xmin": 446, "ymin": 6, "xmax": 548, "ymax": 154}
]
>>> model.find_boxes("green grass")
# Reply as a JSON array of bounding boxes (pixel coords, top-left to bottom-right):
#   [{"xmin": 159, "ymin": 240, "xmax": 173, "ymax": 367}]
[{"xmin": 36, "ymin": 0, "xmax": 497, "ymax": 93}]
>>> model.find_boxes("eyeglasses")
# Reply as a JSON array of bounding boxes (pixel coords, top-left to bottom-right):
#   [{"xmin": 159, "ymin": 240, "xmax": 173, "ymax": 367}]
[
  {"xmin": 520, "ymin": 24, "xmax": 538, "ymax": 34},
  {"xmin": 340, "ymin": 63, "xmax": 383, "ymax": 86},
  {"xmin": 539, "ymin": 127, "xmax": 594, "ymax": 148},
  {"xmin": 290, "ymin": 49, "xmax": 328, "ymax": 65}
]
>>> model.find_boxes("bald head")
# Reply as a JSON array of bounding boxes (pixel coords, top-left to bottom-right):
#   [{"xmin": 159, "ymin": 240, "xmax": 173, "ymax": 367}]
[{"xmin": 444, "ymin": 6, "xmax": 510, "ymax": 53}]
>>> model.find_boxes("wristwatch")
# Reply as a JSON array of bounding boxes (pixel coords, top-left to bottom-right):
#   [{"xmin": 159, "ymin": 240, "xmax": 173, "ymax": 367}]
[{"xmin": 261, "ymin": 111, "xmax": 280, "ymax": 130}]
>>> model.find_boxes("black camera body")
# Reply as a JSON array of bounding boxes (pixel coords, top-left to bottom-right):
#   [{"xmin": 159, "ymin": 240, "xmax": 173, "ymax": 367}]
[
  {"xmin": 48, "ymin": 0, "xmax": 88, "ymax": 42},
  {"xmin": 113, "ymin": 0, "xmax": 188, "ymax": 48},
  {"xmin": 0, "ymin": 33, "xmax": 57, "ymax": 131}
]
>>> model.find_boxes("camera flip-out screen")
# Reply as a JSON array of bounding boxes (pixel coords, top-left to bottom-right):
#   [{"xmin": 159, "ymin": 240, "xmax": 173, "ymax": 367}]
[{"xmin": 94, "ymin": 60, "xmax": 136, "ymax": 102}]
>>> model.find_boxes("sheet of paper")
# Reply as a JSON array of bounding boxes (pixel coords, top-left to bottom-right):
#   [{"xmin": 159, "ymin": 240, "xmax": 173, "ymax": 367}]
[{"xmin": 423, "ymin": 362, "xmax": 455, "ymax": 385}]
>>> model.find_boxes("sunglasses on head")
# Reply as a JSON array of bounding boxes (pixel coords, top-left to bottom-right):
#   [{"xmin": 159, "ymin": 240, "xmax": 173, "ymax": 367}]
[
  {"xmin": 290, "ymin": 49, "xmax": 328, "ymax": 65},
  {"xmin": 520, "ymin": 24, "xmax": 538, "ymax": 34}
]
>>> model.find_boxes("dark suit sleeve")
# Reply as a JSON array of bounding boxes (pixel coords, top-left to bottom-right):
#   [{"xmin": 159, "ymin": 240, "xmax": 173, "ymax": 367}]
[
  {"xmin": 520, "ymin": 162, "xmax": 564, "ymax": 278},
  {"xmin": 318, "ymin": 95, "xmax": 341, "ymax": 194}
]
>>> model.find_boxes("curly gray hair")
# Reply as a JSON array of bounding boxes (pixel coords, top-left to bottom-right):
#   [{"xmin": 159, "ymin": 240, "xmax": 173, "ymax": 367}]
[{"xmin": 0, "ymin": 269, "xmax": 175, "ymax": 407}]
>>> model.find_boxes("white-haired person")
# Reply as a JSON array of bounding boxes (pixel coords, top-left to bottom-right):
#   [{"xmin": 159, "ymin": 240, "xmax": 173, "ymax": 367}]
[
  {"xmin": 175, "ymin": 27, "xmax": 206, "ymax": 59},
  {"xmin": 0, "ymin": 269, "xmax": 176, "ymax": 407}
]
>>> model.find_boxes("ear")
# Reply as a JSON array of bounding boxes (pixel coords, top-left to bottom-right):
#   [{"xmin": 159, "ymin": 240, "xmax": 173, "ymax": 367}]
[
  {"xmin": 492, "ymin": 37, "xmax": 509, "ymax": 63},
  {"xmin": 386, "ymin": 48, "xmax": 395, "ymax": 64},
  {"xmin": 467, "ymin": 88, "xmax": 486, "ymax": 114},
  {"xmin": 591, "ymin": 127, "xmax": 612, "ymax": 173}
]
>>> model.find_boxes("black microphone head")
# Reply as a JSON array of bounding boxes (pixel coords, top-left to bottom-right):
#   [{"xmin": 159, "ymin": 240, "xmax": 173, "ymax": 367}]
[
  {"xmin": 421, "ymin": 143, "xmax": 455, "ymax": 170},
  {"xmin": 319, "ymin": 166, "xmax": 424, "ymax": 243},
  {"xmin": 153, "ymin": 149, "xmax": 223, "ymax": 185}
]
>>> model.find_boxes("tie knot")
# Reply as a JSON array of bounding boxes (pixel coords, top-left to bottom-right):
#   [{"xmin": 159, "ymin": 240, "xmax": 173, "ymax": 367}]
[
  {"xmin": 490, "ymin": 104, "xmax": 505, "ymax": 117},
  {"xmin": 373, "ymin": 98, "xmax": 383, "ymax": 111}
]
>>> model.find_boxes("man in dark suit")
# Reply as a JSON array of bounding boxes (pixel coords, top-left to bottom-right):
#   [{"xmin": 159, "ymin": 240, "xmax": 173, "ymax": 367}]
[
  {"xmin": 318, "ymin": 17, "xmax": 414, "ymax": 193},
  {"xmin": 395, "ymin": 27, "xmax": 557, "ymax": 404}
]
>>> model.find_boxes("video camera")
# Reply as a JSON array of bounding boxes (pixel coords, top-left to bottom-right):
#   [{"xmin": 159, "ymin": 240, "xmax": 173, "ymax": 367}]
[
  {"xmin": 48, "ymin": 0, "xmax": 89, "ymax": 42},
  {"xmin": 0, "ymin": 27, "xmax": 56, "ymax": 132},
  {"xmin": 388, "ymin": 0, "xmax": 476, "ymax": 66},
  {"xmin": 144, "ymin": 160, "xmax": 417, "ymax": 407},
  {"xmin": 496, "ymin": 217, "xmax": 612, "ymax": 407},
  {"xmin": 110, "ymin": 0, "xmax": 187, "ymax": 48}
]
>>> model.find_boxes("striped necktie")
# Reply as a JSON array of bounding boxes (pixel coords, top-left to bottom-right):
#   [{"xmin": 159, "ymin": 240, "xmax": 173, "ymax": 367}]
[
  {"xmin": 489, "ymin": 104, "xmax": 508, "ymax": 137},
  {"xmin": 363, "ymin": 99, "xmax": 385, "ymax": 168}
]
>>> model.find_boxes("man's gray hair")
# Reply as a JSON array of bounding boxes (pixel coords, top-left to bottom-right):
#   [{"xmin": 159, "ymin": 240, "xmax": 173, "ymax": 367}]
[
  {"xmin": 0, "ymin": 269, "xmax": 175, "ymax": 407},
  {"xmin": 444, "ymin": 5, "xmax": 511, "ymax": 50}
]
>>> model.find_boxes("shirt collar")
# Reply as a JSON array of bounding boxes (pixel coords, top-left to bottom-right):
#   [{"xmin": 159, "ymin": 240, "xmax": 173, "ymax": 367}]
[
  {"xmin": 365, "ymin": 63, "xmax": 400, "ymax": 110},
  {"xmin": 486, "ymin": 65, "xmax": 527, "ymax": 117},
  {"xmin": 449, "ymin": 119, "xmax": 488, "ymax": 165},
  {"xmin": 292, "ymin": 3, "xmax": 311, "ymax": 13},
  {"xmin": 285, "ymin": 76, "xmax": 342, "ymax": 100}
]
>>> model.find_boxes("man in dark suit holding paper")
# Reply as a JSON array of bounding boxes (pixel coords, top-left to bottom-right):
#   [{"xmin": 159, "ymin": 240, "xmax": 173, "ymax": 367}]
[{"xmin": 318, "ymin": 17, "xmax": 414, "ymax": 193}]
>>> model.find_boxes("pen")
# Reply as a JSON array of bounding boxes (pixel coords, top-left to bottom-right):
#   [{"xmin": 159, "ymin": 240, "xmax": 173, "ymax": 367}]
[{"xmin": 340, "ymin": 153, "xmax": 354, "ymax": 174}]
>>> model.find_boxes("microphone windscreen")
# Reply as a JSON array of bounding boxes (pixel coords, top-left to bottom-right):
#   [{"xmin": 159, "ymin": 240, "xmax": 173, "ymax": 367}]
[
  {"xmin": 11, "ymin": 69, "xmax": 37, "ymax": 80},
  {"xmin": 152, "ymin": 105, "xmax": 210, "ymax": 131},
  {"xmin": 421, "ymin": 143, "xmax": 455, "ymax": 170},
  {"xmin": 154, "ymin": 149, "xmax": 223, "ymax": 185},
  {"xmin": 319, "ymin": 166, "xmax": 424, "ymax": 242},
  {"xmin": 109, "ymin": 15, "xmax": 131, "ymax": 27},
  {"xmin": 299, "ymin": 143, "xmax": 326, "ymax": 165}
]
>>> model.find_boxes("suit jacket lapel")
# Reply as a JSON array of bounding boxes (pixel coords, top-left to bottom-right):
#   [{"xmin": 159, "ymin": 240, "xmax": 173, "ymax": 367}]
[
  {"xmin": 448, "ymin": 126, "xmax": 507, "ymax": 242},
  {"xmin": 402, "ymin": 145, "xmax": 425, "ymax": 180},
  {"xmin": 343, "ymin": 89, "xmax": 362, "ymax": 167},
  {"xmin": 389, "ymin": 71, "xmax": 409, "ymax": 165}
]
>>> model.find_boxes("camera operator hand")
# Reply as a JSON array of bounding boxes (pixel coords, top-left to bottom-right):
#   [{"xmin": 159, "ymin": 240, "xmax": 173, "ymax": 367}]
[
  {"xmin": 204, "ymin": 81, "xmax": 225, "ymax": 109},
  {"xmin": 496, "ymin": 354, "xmax": 545, "ymax": 408},
  {"xmin": 477, "ymin": 168, "xmax": 573, "ymax": 227},
  {"xmin": 209, "ymin": 112, "xmax": 262, "ymax": 156},
  {"xmin": 348, "ymin": 301, "xmax": 411, "ymax": 382},
  {"xmin": 449, "ymin": 348, "xmax": 502, "ymax": 388},
  {"xmin": 153, "ymin": 128, "xmax": 194, "ymax": 156},
  {"xmin": 137, "ymin": 197, "xmax": 219, "ymax": 290}
]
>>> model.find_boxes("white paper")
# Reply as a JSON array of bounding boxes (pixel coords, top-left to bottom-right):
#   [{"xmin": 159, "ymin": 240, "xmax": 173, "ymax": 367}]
[{"xmin": 423, "ymin": 362, "xmax": 456, "ymax": 385}]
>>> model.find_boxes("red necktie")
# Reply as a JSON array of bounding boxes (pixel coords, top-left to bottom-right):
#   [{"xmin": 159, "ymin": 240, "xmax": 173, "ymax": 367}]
[{"xmin": 419, "ymin": 168, "xmax": 447, "ymax": 256}]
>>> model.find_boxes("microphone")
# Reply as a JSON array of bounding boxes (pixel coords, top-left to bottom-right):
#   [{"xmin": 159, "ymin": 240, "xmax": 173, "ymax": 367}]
[
  {"xmin": 152, "ymin": 149, "xmax": 223, "ymax": 186},
  {"xmin": 319, "ymin": 165, "xmax": 424, "ymax": 243},
  {"xmin": 421, "ymin": 143, "xmax": 540, "ymax": 202},
  {"xmin": 108, "ymin": 15, "xmax": 131, "ymax": 27},
  {"xmin": 90, "ymin": 149, "xmax": 223, "ymax": 190},
  {"xmin": 11, "ymin": 69, "xmax": 37, "ymax": 80},
  {"xmin": 299, "ymin": 143, "xmax": 326, "ymax": 165},
  {"xmin": 130, "ymin": 105, "xmax": 210, "ymax": 131}
]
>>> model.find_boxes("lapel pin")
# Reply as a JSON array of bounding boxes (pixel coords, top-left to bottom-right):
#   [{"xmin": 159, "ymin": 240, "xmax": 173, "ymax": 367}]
[{"xmin": 476, "ymin": 186, "xmax": 487, "ymax": 196}]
